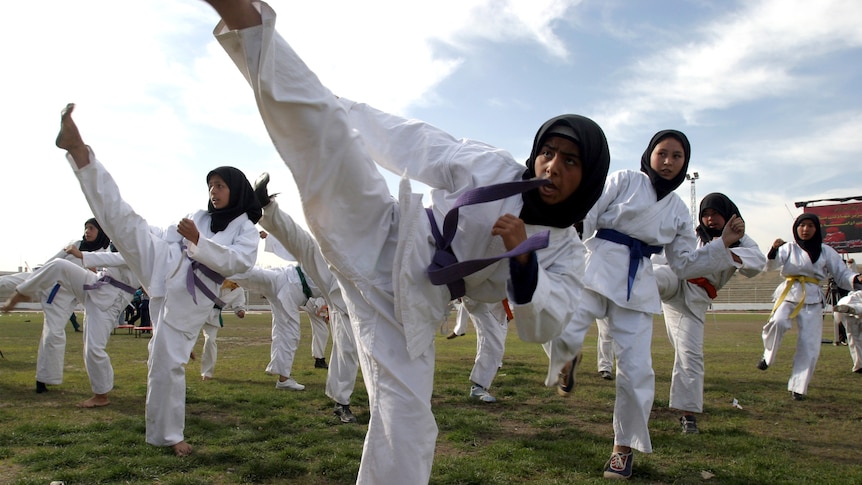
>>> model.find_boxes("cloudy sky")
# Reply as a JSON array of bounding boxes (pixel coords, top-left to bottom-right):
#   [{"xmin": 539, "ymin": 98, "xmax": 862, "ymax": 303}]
[{"xmin": 2, "ymin": 0, "xmax": 861, "ymax": 272}]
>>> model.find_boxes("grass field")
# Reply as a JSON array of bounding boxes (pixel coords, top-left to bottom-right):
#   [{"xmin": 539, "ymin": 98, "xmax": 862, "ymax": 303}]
[{"xmin": 1, "ymin": 310, "xmax": 862, "ymax": 484}]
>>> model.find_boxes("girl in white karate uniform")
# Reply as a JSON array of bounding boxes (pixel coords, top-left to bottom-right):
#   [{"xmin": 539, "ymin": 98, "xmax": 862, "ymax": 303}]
[
  {"xmin": 653, "ymin": 193, "xmax": 766, "ymax": 434},
  {"xmin": 204, "ymin": 3, "xmax": 610, "ymax": 483},
  {"xmin": 543, "ymin": 130, "xmax": 745, "ymax": 479},
  {"xmin": 199, "ymin": 280, "xmax": 246, "ymax": 380},
  {"xmin": 451, "ymin": 296, "xmax": 509, "ymax": 403},
  {"xmin": 55, "ymin": 105, "xmax": 260, "ymax": 457},
  {"xmin": 1, "ymin": 218, "xmax": 110, "ymax": 393},
  {"xmin": 6, "ymin": 245, "xmax": 139, "ymax": 407},
  {"xmin": 258, "ymin": 203, "xmax": 362, "ymax": 423},
  {"xmin": 758, "ymin": 213, "xmax": 861, "ymax": 400},
  {"xmin": 229, "ymin": 264, "xmax": 323, "ymax": 391}
]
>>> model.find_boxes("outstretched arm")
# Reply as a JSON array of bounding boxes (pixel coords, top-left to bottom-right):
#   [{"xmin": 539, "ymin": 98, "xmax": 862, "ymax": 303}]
[{"xmin": 201, "ymin": 0, "xmax": 261, "ymax": 30}]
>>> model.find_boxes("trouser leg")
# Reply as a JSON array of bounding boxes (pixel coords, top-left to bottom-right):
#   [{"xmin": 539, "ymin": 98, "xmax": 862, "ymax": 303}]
[{"xmin": 608, "ymin": 304, "xmax": 655, "ymax": 453}]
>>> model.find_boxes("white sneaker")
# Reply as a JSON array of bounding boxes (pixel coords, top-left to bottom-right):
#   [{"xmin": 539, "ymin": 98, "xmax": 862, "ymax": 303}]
[
  {"xmin": 275, "ymin": 378, "xmax": 305, "ymax": 391},
  {"xmin": 470, "ymin": 384, "xmax": 497, "ymax": 403}
]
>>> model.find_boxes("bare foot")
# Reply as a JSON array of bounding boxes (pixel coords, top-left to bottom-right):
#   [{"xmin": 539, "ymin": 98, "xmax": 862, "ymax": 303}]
[
  {"xmin": 56, "ymin": 103, "xmax": 90, "ymax": 168},
  {"xmin": 55, "ymin": 103, "xmax": 85, "ymax": 150},
  {"xmin": 171, "ymin": 441, "xmax": 193, "ymax": 457},
  {"xmin": 77, "ymin": 395, "xmax": 110, "ymax": 408},
  {"xmin": 1, "ymin": 291, "xmax": 31, "ymax": 313}
]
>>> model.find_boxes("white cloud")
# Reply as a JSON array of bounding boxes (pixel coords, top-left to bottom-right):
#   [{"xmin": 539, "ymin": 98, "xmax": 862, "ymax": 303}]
[{"xmin": 599, "ymin": 0, "xmax": 862, "ymax": 133}]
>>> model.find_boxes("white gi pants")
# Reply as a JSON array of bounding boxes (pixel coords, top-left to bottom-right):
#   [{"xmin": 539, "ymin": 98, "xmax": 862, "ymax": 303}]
[
  {"xmin": 308, "ymin": 309, "xmax": 330, "ymax": 360},
  {"xmin": 219, "ymin": 12, "xmax": 436, "ymax": 483},
  {"xmin": 661, "ymin": 297, "xmax": 708, "ymax": 413},
  {"xmin": 840, "ymin": 312, "xmax": 862, "ymax": 372},
  {"xmin": 761, "ymin": 301, "xmax": 822, "ymax": 395},
  {"xmin": 543, "ymin": 290, "xmax": 655, "ymax": 453},
  {"xmin": 200, "ymin": 315, "xmax": 220, "ymax": 378},
  {"xmin": 596, "ymin": 317, "xmax": 614, "ymax": 374},
  {"xmin": 326, "ymin": 309, "xmax": 360, "ymax": 406},
  {"xmin": 461, "ymin": 298, "xmax": 507, "ymax": 389},
  {"xmin": 16, "ymin": 264, "xmax": 82, "ymax": 385},
  {"xmin": 453, "ymin": 301, "xmax": 469, "ymax": 336},
  {"xmin": 265, "ymin": 285, "xmax": 307, "ymax": 378}
]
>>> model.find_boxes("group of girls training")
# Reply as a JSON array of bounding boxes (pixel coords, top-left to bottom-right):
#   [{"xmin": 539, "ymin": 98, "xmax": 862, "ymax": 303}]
[{"xmin": 10, "ymin": 0, "xmax": 858, "ymax": 482}]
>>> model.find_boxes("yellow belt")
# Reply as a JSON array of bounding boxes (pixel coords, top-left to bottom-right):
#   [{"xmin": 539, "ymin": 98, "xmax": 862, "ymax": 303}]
[{"xmin": 770, "ymin": 275, "xmax": 821, "ymax": 319}]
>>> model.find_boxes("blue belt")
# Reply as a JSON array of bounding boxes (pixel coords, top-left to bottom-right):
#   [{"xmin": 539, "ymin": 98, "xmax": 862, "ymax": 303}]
[{"xmin": 595, "ymin": 228, "xmax": 662, "ymax": 301}]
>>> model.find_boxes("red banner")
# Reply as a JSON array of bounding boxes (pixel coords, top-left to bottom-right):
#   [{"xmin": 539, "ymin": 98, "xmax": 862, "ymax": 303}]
[{"xmin": 806, "ymin": 202, "xmax": 862, "ymax": 252}]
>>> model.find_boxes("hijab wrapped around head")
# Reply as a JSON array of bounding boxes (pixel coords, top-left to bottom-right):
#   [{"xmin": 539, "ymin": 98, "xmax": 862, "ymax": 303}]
[
  {"xmin": 519, "ymin": 114, "xmax": 610, "ymax": 228},
  {"xmin": 640, "ymin": 129, "xmax": 691, "ymax": 201},
  {"xmin": 78, "ymin": 218, "xmax": 111, "ymax": 252},
  {"xmin": 793, "ymin": 213, "xmax": 822, "ymax": 263},
  {"xmin": 207, "ymin": 166, "xmax": 263, "ymax": 233},
  {"xmin": 696, "ymin": 192, "xmax": 741, "ymax": 245}
]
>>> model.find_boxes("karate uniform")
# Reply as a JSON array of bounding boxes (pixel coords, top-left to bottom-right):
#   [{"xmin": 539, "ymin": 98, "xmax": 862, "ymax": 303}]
[
  {"xmin": 456, "ymin": 297, "xmax": 508, "ymax": 389},
  {"xmin": 67, "ymin": 153, "xmax": 258, "ymax": 447},
  {"xmin": 14, "ymin": 251, "xmax": 136, "ymax": 394},
  {"xmin": 654, "ymin": 234, "xmax": 765, "ymax": 413},
  {"xmin": 259, "ymin": 201, "xmax": 361, "ymax": 407},
  {"xmin": 229, "ymin": 265, "xmax": 321, "ymax": 379},
  {"xmin": 761, "ymin": 242, "xmax": 857, "ymax": 395},
  {"xmin": 3, "ymin": 242, "xmax": 104, "ymax": 386},
  {"xmin": 596, "ymin": 317, "xmax": 614, "ymax": 374},
  {"xmin": 80, "ymin": 251, "xmax": 139, "ymax": 394},
  {"xmin": 543, "ymin": 169, "xmax": 736, "ymax": 453},
  {"xmin": 301, "ymin": 296, "xmax": 330, "ymax": 361},
  {"xmin": 200, "ymin": 285, "xmax": 247, "ymax": 379},
  {"xmin": 215, "ymin": 5, "xmax": 584, "ymax": 483},
  {"xmin": 834, "ymin": 291, "xmax": 862, "ymax": 372}
]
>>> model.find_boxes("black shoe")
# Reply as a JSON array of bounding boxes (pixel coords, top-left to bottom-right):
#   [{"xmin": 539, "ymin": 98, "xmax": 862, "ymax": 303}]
[
  {"xmin": 314, "ymin": 357, "xmax": 328, "ymax": 369},
  {"xmin": 599, "ymin": 370, "xmax": 614, "ymax": 381},
  {"xmin": 680, "ymin": 415, "xmax": 699, "ymax": 434},
  {"xmin": 36, "ymin": 381, "xmax": 48, "ymax": 393},
  {"xmin": 557, "ymin": 352, "xmax": 582, "ymax": 397},
  {"xmin": 791, "ymin": 391, "xmax": 805, "ymax": 401},
  {"xmin": 756, "ymin": 359, "xmax": 768, "ymax": 371},
  {"xmin": 334, "ymin": 403, "xmax": 357, "ymax": 423},
  {"xmin": 253, "ymin": 172, "xmax": 277, "ymax": 207}
]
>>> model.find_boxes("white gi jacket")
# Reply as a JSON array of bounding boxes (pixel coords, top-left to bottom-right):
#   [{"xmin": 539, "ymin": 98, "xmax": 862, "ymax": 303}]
[
  {"xmin": 343, "ymin": 101, "xmax": 584, "ymax": 358},
  {"xmin": 768, "ymin": 242, "xmax": 858, "ymax": 304},
  {"xmin": 655, "ymin": 234, "xmax": 766, "ymax": 305},
  {"xmin": 216, "ymin": 2, "xmax": 583, "ymax": 362},
  {"xmin": 70, "ymin": 155, "xmax": 259, "ymax": 335},
  {"xmin": 81, "ymin": 251, "xmax": 140, "ymax": 312},
  {"xmin": 581, "ymin": 170, "xmax": 735, "ymax": 314}
]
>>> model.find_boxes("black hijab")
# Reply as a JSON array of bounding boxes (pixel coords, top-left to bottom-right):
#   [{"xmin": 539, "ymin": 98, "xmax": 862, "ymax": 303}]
[
  {"xmin": 640, "ymin": 130, "xmax": 691, "ymax": 201},
  {"xmin": 519, "ymin": 114, "xmax": 610, "ymax": 228},
  {"xmin": 207, "ymin": 166, "xmax": 263, "ymax": 233},
  {"xmin": 696, "ymin": 192, "xmax": 741, "ymax": 246},
  {"xmin": 78, "ymin": 218, "xmax": 111, "ymax": 252},
  {"xmin": 793, "ymin": 213, "xmax": 823, "ymax": 263}
]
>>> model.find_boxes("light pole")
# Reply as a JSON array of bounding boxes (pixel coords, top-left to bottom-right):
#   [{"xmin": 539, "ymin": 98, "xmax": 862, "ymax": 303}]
[{"xmin": 686, "ymin": 172, "xmax": 699, "ymax": 227}]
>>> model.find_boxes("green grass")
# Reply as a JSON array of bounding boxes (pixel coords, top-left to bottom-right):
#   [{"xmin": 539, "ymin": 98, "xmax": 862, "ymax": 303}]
[{"xmin": 2, "ymin": 311, "xmax": 862, "ymax": 484}]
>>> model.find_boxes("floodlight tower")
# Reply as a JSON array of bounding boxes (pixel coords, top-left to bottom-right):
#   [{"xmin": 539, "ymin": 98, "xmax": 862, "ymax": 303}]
[{"xmin": 686, "ymin": 172, "xmax": 699, "ymax": 227}]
